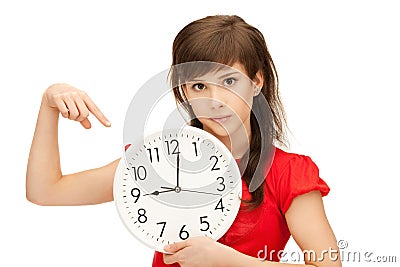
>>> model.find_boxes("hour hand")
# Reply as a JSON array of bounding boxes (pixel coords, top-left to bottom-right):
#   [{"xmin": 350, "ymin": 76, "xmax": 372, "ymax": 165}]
[{"xmin": 143, "ymin": 188, "xmax": 175, "ymax": 196}]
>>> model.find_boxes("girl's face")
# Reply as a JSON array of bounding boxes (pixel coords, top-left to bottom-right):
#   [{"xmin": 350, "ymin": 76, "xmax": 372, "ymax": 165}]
[{"xmin": 183, "ymin": 62, "xmax": 263, "ymax": 140}]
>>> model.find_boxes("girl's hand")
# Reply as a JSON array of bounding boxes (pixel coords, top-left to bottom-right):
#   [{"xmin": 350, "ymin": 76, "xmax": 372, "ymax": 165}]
[
  {"xmin": 42, "ymin": 83, "xmax": 111, "ymax": 129},
  {"xmin": 163, "ymin": 236, "xmax": 240, "ymax": 267}
]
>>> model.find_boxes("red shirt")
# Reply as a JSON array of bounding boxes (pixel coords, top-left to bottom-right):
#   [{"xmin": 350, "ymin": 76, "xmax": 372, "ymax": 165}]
[{"xmin": 152, "ymin": 147, "xmax": 330, "ymax": 266}]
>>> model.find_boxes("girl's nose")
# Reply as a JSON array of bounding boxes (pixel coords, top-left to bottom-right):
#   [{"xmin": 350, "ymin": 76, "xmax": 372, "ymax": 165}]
[{"xmin": 208, "ymin": 85, "xmax": 226, "ymax": 109}]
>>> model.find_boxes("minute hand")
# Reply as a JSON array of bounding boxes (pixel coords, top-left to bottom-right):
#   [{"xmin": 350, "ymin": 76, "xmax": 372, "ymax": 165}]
[
  {"xmin": 176, "ymin": 153, "xmax": 180, "ymax": 188},
  {"xmin": 160, "ymin": 186, "xmax": 221, "ymax": 196}
]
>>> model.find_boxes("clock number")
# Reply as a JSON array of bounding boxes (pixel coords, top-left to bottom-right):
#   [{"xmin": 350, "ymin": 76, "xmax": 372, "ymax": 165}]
[
  {"xmin": 210, "ymin": 155, "xmax": 220, "ymax": 171},
  {"xmin": 215, "ymin": 198, "xmax": 225, "ymax": 212},
  {"xmin": 192, "ymin": 142, "xmax": 198, "ymax": 157},
  {"xmin": 179, "ymin": 225, "xmax": 189, "ymax": 240},
  {"xmin": 147, "ymin": 147, "xmax": 160, "ymax": 163},
  {"xmin": 165, "ymin": 139, "xmax": 179, "ymax": 155},
  {"xmin": 216, "ymin": 177, "xmax": 225, "ymax": 192},
  {"xmin": 130, "ymin": 188, "xmax": 141, "ymax": 203},
  {"xmin": 199, "ymin": 216, "xmax": 210, "ymax": 231},
  {"xmin": 137, "ymin": 208, "xmax": 148, "ymax": 223},
  {"xmin": 132, "ymin": 166, "xmax": 147, "ymax": 181},
  {"xmin": 156, "ymin": 222, "xmax": 166, "ymax": 237},
  {"xmin": 217, "ymin": 176, "xmax": 225, "ymax": 192}
]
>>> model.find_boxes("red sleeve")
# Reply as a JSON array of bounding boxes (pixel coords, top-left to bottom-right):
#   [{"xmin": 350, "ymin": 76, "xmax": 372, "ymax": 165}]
[{"xmin": 278, "ymin": 155, "xmax": 330, "ymax": 215}]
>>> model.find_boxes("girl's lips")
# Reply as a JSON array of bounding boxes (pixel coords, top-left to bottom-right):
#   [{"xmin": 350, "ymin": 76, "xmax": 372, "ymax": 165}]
[{"xmin": 210, "ymin": 115, "xmax": 231, "ymax": 124}]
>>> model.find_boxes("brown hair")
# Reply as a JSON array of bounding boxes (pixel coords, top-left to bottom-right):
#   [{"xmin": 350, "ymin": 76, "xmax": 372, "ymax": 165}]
[{"xmin": 171, "ymin": 15, "xmax": 289, "ymax": 209}]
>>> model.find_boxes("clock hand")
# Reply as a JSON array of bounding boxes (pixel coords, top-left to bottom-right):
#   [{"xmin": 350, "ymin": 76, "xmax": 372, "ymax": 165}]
[
  {"xmin": 176, "ymin": 152, "xmax": 180, "ymax": 188},
  {"xmin": 160, "ymin": 186, "xmax": 222, "ymax": 196},
  {"xmin": 143, "ymin": 188, "xmax": 175, "ymax": 196},
  {"xmin": 180, "ymin": 189, "xmax": 222, "ymax": 196}
]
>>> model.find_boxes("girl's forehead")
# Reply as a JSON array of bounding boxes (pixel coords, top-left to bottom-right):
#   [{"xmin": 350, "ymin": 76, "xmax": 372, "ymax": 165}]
[
  {"xmin": 182, "ymin": 62, "xmax": 248, "ymax": 81},
  {"xmin": 189, "ymin": 69, "xmax": 243, "ymax": 82}
]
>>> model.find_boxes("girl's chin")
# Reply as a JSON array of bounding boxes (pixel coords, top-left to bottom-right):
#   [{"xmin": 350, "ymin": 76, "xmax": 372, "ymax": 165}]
[
  {"xmin": 201, "ymin": 119, "xmax": 250, "ymax": 142},
  {"xmin": 202, "ymin": 123, "xmax": 231, "ymax": 138}
]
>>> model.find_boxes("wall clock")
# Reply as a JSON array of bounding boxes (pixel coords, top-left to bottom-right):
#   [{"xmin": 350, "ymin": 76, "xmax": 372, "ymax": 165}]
[{"xmin": 114, "ymin": 125, "xmax": 242, "ymax": 253}]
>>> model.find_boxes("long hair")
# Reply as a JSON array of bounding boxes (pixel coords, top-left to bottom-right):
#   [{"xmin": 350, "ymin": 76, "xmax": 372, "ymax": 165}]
[{"xmin": 171, "ymin": 15, "xmax": 289, "ymax": 209}]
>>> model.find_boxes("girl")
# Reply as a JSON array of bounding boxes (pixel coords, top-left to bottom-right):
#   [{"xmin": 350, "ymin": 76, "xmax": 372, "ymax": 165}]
[{"xmin": 26, "ymin": 15, "xmax": 341, "ymax": 266}]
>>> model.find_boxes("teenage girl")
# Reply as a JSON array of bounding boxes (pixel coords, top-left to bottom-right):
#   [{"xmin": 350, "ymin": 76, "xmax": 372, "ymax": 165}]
[{"xmin": 26, "ymin": 15, "xmax": 341, "ymax": 267}]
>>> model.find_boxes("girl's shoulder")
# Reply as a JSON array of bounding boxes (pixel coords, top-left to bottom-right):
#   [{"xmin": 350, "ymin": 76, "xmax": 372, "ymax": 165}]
[
  {"xmin": 268, "ymin": 146, "xmax": 323, "ymax": 177},
  {"xmin": 266, "ymin": 146, "xmax": 330, "ymax": 214},
  {"xmin": 268, "ymin": 145, "xmax": 322, "ymax": 180},
  {"xmin": 271, "ymin": 146, "xmax": 313, "ymax": 169}
]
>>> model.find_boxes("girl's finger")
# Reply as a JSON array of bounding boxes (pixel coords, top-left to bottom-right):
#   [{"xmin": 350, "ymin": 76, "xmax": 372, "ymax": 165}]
[
  {"xmin": 64, "ymin": 96, "xmax": 79, "ymax": 120},
  {"xmin": 82, "ymin": 94, "xmax": 111, "ymax": 127},
  {"xmin": 164, "ymin": 240, "xmax": 189, "ymax": 253},
  {"xmin": 54, "ymin": 97, "xmax": 69, "ymax": 118},
  {"xmin": 80, "ymin": 118, "xmax": 92, "ymax": 129},
  {"xmin": 73, "ymin": 95, "xmax": 90, "ymax": 122},
  {"xmin": 163, "ymin": 240, "xmax": 190, "ymax": 264},
  {"xmin": 163, "ymin": 252, "xmax": 179, "ymax": 265}
]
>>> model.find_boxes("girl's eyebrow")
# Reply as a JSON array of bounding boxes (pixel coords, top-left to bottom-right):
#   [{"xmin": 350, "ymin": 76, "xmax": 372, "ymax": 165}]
[
  {"xmin": 189, "ymin": 71, "xmax": 240, "ymax": 82},
  {"xmin": 218, "ymin": 71, "xmax": 240, "ymax": 79}
]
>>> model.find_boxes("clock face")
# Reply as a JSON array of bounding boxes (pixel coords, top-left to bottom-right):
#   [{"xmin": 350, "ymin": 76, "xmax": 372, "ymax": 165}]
[{"xmin": 114, "ymin": 126, "xmax": 242, "ymax": 252}]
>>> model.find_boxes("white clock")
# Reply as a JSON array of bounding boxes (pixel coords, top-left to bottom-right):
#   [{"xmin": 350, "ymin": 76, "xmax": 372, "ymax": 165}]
[{"xmin": 113, "ymin": 125, "xmax": 242, "ymax": 253}]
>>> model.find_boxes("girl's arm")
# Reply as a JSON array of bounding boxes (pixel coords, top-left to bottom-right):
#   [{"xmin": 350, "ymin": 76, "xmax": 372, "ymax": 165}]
[
  {"xmin": 283, "ymin": 190, "xmax": 341, "ymax": 266},
  {"xmin": 26, "ymin": 83, "xmax": 119, "ymax": 206},
  {"xmin": 163, "ymin": 191, "xmax": 341, "ymax": 266}
]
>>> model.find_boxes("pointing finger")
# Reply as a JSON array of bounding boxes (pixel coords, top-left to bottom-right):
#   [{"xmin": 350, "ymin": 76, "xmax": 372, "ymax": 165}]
[{"xmin": 82, "ymin": 94, "xmax": 111, "ymax": 127}]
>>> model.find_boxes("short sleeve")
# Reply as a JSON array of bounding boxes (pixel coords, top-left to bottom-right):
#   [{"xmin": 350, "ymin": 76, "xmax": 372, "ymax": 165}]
[{"xmin": 278, "ymin": 155, "xmax": 330, "ymax": 215}]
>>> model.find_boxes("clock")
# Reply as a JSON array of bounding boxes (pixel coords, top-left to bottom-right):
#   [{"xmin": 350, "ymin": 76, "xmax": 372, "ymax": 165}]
[{"xmin": 113, "ymin": 125, "xmax": 242, "ymax": 253}]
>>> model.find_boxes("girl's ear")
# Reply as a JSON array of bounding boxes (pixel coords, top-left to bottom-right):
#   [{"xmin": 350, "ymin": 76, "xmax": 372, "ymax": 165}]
[{"xmin": 253, "ymin": 70, "xmax": 264, "ymax": 96}]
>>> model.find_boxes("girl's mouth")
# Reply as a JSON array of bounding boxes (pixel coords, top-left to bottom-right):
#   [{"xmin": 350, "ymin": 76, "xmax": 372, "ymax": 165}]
[{"xmin": 210, "ymin": 115, "xmax": 231, "ymax": 124}]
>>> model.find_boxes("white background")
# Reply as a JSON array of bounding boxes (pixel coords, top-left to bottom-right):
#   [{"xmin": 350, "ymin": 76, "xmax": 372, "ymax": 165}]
[{"xmin": 1, "ymin": 0, "xmax": 399, "ymax": 266}]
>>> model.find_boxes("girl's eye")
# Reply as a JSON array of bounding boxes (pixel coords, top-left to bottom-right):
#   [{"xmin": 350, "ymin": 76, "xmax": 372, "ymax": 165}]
[
  {"xmin": 192, "ymin": 83, "xmax": 206, "ymax": 91},
  {"xmin": 223, "ymin": 77, "xmax": 237, "ymax": 86}
]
